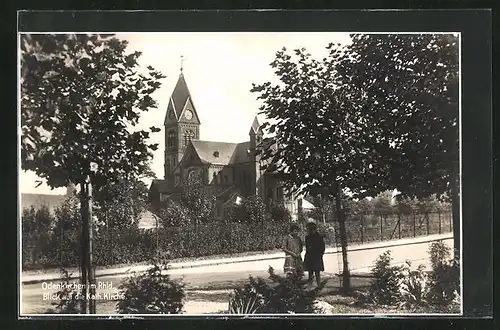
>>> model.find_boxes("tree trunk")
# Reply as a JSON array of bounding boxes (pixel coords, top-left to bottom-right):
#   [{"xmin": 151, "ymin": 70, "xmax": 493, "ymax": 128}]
[
  {"xmin": 334, "ymin": 182, "xmax": 350, "ymax": 292},
  {"xmin": 79, "ymin": 181, "xmax": 89, "ymax": 314},
  {"xmin": 79, "ymin": 175, "xmax": 96, "ymax": 314}
]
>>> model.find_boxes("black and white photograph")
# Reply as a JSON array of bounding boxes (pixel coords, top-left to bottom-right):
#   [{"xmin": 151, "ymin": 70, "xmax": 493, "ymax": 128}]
[{"xmin": 19, "ymin": 29, "xmax": 462, "ymax": 316}]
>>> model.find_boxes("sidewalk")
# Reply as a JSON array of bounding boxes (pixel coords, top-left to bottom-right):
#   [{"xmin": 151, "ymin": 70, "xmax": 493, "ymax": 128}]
[{"xmin": 22, "ymin": 233, "xmax": 452, "ymax": 284}]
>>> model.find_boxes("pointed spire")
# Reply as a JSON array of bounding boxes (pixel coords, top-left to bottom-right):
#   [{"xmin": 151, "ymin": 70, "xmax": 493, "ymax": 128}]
[
  {"xmin": 250, "ymin": 116, "xmax": 261, "ymax": 133},
  {"xmin": 180, "ymin": 55, "xmax": 184, "ymax": 74}
]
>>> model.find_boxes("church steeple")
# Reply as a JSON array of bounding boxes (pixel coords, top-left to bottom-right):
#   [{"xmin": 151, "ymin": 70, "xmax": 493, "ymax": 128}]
[
  {"xmin": 163, "ymin": 62, "xmax": 201, "ymax": 180},
  {"xmin": 249, "ymin": 116, "xmax": 263, "ymax": 150}
]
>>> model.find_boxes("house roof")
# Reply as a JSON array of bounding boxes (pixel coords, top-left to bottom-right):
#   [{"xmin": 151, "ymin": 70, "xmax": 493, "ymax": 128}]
[
  {"xmin": 166, "ymin": 73, "xmax": 193, "ymax": 119},
  {"xmin": 21, "ymin": 193, "xmax": 67, "ymax": 213}
]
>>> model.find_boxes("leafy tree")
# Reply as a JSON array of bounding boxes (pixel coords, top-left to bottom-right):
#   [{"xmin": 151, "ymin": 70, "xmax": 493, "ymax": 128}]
[
  {"xmin": 345, "ymin": 197, "xmax": 375, "ymax": 218},
  {"xmin": 21, "ymin": 34, "xmax": 165, "ymax": 312},
  {"xmin": 180, "ymin": 176, "xmax": 216, "ymax": 224},
  {"xmin": 333, "ymin": 34, "xmax": 460, "ymax": 255},
  {"xmin": 22, "ymin": 205, "xmax": 55, "ymax": 267},
  {"xmin": 372, "ymin": 190, "xmax": 395, "ymax": 216},
  {"xmin": 21, "ymin": 33, "xmax": 164, "ymax": 191},
  {"xmin": 51, "ymin": 195, "xmax": 82, "ymax": 267},
  {"xmin": 93, "ymin": 177, "xmax": 150, "ymax": 230},
  {"xmin": 158, "ymin": 199, "xmax": 191, "ymax": 228},
  {"xmin": 251, "ymin": 46, "xmax": 390, "ymax": 290},
  {"xmin": 229, "ymin": 195, "xmax": 267, "ymax": 224}
]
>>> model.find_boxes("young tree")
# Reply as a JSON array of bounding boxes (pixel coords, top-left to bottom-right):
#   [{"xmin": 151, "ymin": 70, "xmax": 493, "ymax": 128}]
[
  {"xmin": 20, "ymin": 34, "xmax": 165, "ymax": 313},
  {"xmin": 180, "ymin": 176, "xmax": 216, "ymax": 224},
  {"xmin": 251, "ymin": 47, "xmax": 391, "ymax": 291},
  {"xmin": 334, "ymin": 34, "xmax": 460, "ymax": 256}
]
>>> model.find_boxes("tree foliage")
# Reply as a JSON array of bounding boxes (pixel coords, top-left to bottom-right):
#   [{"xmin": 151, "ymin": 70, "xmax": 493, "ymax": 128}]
[
  {"xmin": 229, "ymin": 195, "xmax": 267, "ymax": 224},
  {"xmin": 93, "ymin": 177, "xmax": 150, "ymax": 230},
  {"xmin": 334, "ymin": 34, "xmax": 459, "ymax": 201},
  {"xmin": 20, "ymin": 34, "xmax": 165, "ymax": 189},
  {"xmin": 180, "ymin": 176, "xmax": 216, "ymax": 224},
  {"xmin": 251, "ymin": 46, "xmax": 388, "ymax": 199}
]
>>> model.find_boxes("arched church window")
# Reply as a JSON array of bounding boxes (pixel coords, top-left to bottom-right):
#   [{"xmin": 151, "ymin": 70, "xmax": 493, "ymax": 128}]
[
  {"xmin": 167, "ymin": 130, "xmax": 177, "ymax": 148},
  {"xmin": 183, "ymin": 129, "xmax": 195, "ymax": 147}
]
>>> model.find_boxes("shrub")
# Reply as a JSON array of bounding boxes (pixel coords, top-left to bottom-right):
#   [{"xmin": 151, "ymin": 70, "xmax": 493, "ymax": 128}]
[
  {"xmin": 427, "ymin": 241, "xmax": 460, "ymax": 305},
  {"xmin": 46, "ymin": 268, "xmax": 82, "ymax": 314},
  {"xmin": 228, "ymin": 267, "xmax": 326, "ymax": 314},
  {"xmin": 116, "ymin": 251, "xmax": 185, "ymax": 314},
  {"xmin": 369, "ymin": 250, "xmax": 404, "ymax": 305}
]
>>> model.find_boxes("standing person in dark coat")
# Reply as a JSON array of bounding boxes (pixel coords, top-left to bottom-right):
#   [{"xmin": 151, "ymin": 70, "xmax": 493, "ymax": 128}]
[{"xmin": 304, "ymin": 221, "xmax": 325, "ymax": 287}]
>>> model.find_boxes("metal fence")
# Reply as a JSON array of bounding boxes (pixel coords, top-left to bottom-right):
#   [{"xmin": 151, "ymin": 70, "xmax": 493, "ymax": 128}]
[{"xmin": 319, "ymin": 210, "xmax": 453, "ymax": 246}]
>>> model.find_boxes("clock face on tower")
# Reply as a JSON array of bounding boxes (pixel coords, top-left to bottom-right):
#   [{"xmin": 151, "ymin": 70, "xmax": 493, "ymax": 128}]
[{"xmin": 184, "ymin": 110, "xmax": 193, "ymax": 120}]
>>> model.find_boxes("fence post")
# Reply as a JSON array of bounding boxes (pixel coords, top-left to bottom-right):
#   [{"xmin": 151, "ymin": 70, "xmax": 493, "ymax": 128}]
[
  {"xmin": 380, "ymin": 215, "xmax": 383, "ymax": 241},
  {"xmin": 449, "ymin": 212, "xmax": 452, "ymax": 232},
  {"xmin": 229, "ymin": 220, "xmax": 232, "ymax": 255},
  {"xmin": 426, "ymin": 212, "xmax": 430, "ymax": 235},
  {"xmin": 413, "ymin": 212, "xmax": 416, "ymax": 237},
  {"xmin": 438, "ymin": 210, "xmax": 442, "ymax": 234},
  {"xmin": 398, "ymin": 213, "xmax": 401, "ymax": 239}
]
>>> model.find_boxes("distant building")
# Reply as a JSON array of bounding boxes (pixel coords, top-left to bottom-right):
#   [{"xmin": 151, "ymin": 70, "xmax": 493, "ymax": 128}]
[{"xmin": 149, "ymin": 71, "xmax": 310, "ymax": 220}]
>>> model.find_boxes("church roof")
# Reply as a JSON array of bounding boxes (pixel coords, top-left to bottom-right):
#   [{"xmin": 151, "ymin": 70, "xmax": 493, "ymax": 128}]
[
  {"xmin": 191, "ymin": 140, "xmax": 254, "ymax": 165},
  {"xmin": 191, "ymin": 140, "xmax": 237, "ymax": 165},
  {"xmin": 166, "ymin": 74, "xmax": 192, "ymax": 119},
  {"xmin": 230, "ymin": 141, "xmax": 253, "ymax": 164}
]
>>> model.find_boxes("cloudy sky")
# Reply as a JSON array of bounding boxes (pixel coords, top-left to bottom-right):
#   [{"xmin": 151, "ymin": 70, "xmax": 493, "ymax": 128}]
[{"xmin": 19, "ymin": 32, "xmax": 353, "ymax": 195}]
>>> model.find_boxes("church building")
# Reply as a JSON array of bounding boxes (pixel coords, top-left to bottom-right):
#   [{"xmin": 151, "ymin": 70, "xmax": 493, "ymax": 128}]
[{"xmin": 148, "ymin": 70, "xmax": 306, "ymax": 220}]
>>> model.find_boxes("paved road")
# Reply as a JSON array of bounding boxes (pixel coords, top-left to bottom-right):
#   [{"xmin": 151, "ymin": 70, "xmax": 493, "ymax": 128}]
[{"xmin": 21, "ymin": 238, "xmax": 452, "ymax": 314}]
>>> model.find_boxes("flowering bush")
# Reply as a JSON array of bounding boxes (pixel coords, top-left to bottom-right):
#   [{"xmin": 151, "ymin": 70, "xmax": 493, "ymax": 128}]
[
  {"xmin": 228, "ymin": 267, "xmax": 326, "ymax": 314},
  {"xmin": 367, "ymin": 244, "xmax": 460, "ymax": 312},
  {"xmin": 116, "ymin": 252, "xmax": 185, "ymax": 314},
  {"xmin": 427, "ymin": 241, "xmax": 460, "ymax": 306},
  {"xmin": 369, "ymin": 251, "xmax": 404, "ymax": 305},
  {"xmin": 397, "ymin": 261, "xmax": 430, "ymax": 309}
]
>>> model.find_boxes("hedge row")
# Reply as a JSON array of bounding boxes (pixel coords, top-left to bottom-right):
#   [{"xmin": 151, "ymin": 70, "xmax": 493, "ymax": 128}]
[{"xmin": 22, "ymin": 211, "xmax": 452, "ymax": 270}]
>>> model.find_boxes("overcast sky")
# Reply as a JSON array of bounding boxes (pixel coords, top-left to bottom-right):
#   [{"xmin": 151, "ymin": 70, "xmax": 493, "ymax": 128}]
[{"xmin": 19, "ymin": 32, "xmax": 353, "ymax": 195}]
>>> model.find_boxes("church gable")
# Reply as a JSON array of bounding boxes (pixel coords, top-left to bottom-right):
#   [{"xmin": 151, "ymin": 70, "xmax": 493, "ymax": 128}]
[{"xmin": 179, "ymin": 142, "xmax": 205, "ymax": 168}]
